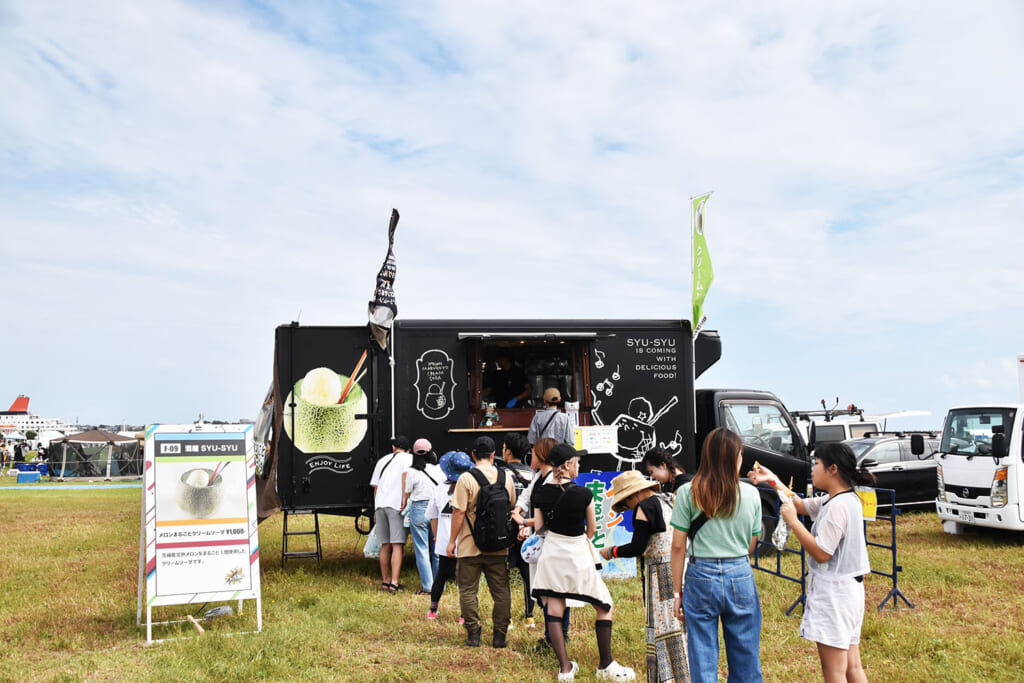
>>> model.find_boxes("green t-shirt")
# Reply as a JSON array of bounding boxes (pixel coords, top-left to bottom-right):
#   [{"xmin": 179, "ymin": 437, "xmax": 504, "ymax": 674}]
[{"xmin": 670, "ymin": 481, "xmax": 763, "ymax": 558}]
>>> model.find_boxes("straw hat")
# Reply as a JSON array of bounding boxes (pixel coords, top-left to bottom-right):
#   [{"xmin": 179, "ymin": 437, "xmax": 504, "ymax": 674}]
[{"xmin": 610, "ymin": 471, "xmax": 660, "ymax": 512}]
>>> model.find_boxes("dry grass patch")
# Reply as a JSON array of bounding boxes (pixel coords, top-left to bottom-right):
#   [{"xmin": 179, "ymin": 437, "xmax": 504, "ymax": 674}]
[{"xmin": 1, "ymin": 488, "xmax": 1023, "ymax": 681}]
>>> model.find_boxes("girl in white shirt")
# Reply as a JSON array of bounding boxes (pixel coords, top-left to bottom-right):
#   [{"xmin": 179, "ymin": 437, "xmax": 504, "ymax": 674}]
[
  {"xmin": 403, "ymin": 447, "xmax": 442, "ymax": 594},
  {"xmin": 751, "ymin": 442, "xmax": 874, "ymax": 683}
]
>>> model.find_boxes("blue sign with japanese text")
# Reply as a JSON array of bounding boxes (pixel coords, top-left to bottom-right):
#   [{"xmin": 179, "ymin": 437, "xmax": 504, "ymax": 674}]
[{"xmin": 577, "ymin": 472, "xmax": 637, "ymax": 579}]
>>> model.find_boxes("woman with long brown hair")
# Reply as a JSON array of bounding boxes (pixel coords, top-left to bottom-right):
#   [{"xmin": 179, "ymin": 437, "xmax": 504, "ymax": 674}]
[{"xmin": 669, "ymin": 428, "xmax": 763, "ymax": 682}]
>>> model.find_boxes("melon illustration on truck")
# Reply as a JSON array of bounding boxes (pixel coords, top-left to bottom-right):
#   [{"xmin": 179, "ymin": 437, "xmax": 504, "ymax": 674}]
[{"xmin": 283, "ymin": 366, "xmax": 368, "ymax": 454}]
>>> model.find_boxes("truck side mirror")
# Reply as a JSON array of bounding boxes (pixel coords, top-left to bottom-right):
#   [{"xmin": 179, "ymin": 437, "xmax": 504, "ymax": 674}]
[
  {"xmin": 861, "ymin": 458, "xmax": 877, "ymax": 469},
  {"xmin": 910, "ymin": 434, "xmax": 925, "ymax": 457},
  {"xmin": 992, "ymin": 426, "xmax": 1009, "ymax": 459},
  {"xmin": 808, "ymin": 423, "xmax": 817, "ymax": 449}
]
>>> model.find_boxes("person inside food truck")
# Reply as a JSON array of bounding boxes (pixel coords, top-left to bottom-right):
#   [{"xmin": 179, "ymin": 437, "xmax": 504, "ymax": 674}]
[{"xmin": 482, "ymin": 353, "xmax": 532, "ymax": 408}]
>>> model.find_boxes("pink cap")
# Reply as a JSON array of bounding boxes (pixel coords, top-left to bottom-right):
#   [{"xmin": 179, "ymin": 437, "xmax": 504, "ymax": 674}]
[{"xmin": 413, "ymin": 438, "xmax": 432, "ymax": 455}]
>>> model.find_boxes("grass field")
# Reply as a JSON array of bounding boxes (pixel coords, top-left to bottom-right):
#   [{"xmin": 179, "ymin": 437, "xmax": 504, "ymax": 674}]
[{"xmin": 1, "ymin": 483, "xmax": 1023, "ymax": 682}]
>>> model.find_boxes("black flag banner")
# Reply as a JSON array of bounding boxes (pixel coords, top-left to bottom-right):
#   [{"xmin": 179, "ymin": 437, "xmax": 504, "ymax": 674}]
[{"xmin": 368, "ymin": 209, "xmax": 399, "ymax": 349}]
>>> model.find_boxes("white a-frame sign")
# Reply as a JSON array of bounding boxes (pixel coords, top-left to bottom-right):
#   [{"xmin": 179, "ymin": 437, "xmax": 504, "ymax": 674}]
[{"xmin": 137, "ymin": 424, "xmax": 262, "ymax": 642}]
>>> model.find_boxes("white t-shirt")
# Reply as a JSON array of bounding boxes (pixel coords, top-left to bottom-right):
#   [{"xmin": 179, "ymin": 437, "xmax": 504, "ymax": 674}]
[
  {"xmin": 804, "ymin": 491, "xmax": 871, "ymax": 579},
  {"xmin": 370, "ymin": 451, "xmax": 412, "ymax": 511},
  {"xmin": 405, "ymin": 467, "xmax": 440, "ymax": 502},
  {"xmin": 426, "ymin": 463, "xmax": 444, "ymax": 486},
  {"xmin": 426, "ymin": 481, "xmax": 456, "ymax": 555}
]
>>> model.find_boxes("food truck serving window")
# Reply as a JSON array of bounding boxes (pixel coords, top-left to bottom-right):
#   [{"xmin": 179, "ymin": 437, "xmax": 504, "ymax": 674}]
[{"xmin": 463, "ymin": 334, "xmax": 593, "ymax": 429}]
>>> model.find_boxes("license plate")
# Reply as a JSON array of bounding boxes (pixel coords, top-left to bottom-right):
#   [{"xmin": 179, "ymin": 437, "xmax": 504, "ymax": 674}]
[{"xmin": 958, "ymin": 510, "xmax": 972, "ymax": 523}]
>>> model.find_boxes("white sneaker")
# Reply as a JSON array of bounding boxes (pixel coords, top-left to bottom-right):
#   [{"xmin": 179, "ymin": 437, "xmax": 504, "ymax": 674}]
[
  {"xmin": 596, "ymin": 660, "xmax": 636, "ymax": 681},
  {"xmin": 557, "ymin": 661, "xmax": 579, "ymax": 682}
]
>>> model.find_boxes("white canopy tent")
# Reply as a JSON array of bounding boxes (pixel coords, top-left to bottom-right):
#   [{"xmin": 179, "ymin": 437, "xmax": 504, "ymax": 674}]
[{"xmin": 36, "ymin": 429, "xmax": 66, "ymax": 448}]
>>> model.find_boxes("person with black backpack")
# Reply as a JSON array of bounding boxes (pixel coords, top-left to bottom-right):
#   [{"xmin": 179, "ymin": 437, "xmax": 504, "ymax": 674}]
[{"xmin": 446, "ymin": 436, "xmax": 517, "ymax": 649}]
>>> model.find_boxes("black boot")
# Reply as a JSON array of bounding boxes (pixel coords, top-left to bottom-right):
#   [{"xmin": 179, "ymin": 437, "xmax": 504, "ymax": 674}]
[
  {"xmin": 492, "ymin": 629, "xmax": 507, "ymax": 649},
  {"xmin": 465, "ymin": 625, "xmax": 481, "ymax": 647}
]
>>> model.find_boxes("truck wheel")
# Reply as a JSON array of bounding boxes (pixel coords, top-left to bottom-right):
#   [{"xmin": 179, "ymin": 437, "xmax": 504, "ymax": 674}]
[
  {"xmin": 355, "ymin": 508, "xmax": 373, "ymax": 535},
  {"xmin": 757, "ymin": 515, "xmax": 778, "ymax": 557}
]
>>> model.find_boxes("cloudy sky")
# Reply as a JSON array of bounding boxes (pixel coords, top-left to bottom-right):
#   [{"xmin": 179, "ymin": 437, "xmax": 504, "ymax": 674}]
[{"xmin": 1, "ymin": 1, "xmax": 1022, "ymax": 428}]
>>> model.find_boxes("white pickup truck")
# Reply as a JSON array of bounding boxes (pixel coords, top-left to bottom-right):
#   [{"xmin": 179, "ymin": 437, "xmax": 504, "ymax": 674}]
[{"xmin": 934, "ymin": 355, "xmax": 1024, "ymax": 534}]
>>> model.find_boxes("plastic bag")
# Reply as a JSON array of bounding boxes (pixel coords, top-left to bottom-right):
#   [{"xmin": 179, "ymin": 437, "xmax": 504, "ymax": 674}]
[
  {"xmin": 363, "ymin": 525, "xmax": 382, "ymax": 558},
  {"xmin": 771, "ymin": 517, "xmax": 791, "ymax": 551}
]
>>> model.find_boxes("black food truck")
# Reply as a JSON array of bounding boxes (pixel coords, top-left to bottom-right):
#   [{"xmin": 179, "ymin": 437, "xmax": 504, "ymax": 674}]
[{"xmin": 258, "ymin": 319, "xmax": 811, "ymax": 547}]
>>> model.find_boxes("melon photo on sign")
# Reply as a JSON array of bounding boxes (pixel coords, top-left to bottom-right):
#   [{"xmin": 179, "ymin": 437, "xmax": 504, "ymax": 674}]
[{"xmin": 283, "ymin": 366, "xmax": 368, "ymax": 454}]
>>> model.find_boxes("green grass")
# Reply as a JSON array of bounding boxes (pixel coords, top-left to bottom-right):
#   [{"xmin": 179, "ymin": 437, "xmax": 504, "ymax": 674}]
[{"xmin": 1, "ymin": 487, "xmax": 1023, "ymax": 682}]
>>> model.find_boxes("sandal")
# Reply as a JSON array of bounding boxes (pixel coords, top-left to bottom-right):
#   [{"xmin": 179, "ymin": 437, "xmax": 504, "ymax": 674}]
[
  {"xmin": 386, "ymin": 583, "xmax": 399, "ymax": 594},
  {"xmin": 557, "ymin": 661, "xmax": 579, "ymax": 682},
  {"xmin": 595, "ymin": 660, "xmax": 635, "ymax": 681},
  {"xmin": 380, "ymin": 582, "xmax": 392, "ymax": 592}
]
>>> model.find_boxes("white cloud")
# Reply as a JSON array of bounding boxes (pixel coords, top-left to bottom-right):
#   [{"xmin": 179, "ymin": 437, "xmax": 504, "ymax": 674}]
[{"xmin": 0, "ymin": 0, "xmax": 1021, "ymax": 422}]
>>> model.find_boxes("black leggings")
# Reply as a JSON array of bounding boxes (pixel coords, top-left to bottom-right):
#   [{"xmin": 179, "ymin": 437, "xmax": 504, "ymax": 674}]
[
  {"xmin": 430, "ymin": 555, "xmax": 458, "ymax": 607},
  {"xmin": 508, "ymin": 545, "xmax": 535, "ymax": 618}
]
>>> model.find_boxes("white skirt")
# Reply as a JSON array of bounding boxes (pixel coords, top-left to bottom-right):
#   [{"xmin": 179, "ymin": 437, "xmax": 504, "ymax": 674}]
[
  {"xmin": 800, "ymin": 572, "xmax": 865, "ymax": 649},
  {"xmin": 531, "ymin": 531, "xmax": 613, "ymax": 611}
]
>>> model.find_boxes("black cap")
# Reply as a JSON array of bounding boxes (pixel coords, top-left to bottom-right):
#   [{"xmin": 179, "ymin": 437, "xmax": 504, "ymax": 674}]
[
  {"xmin": 391, "ymin": 435, "xmax": 411, "ymax": 451},
  {"xmin": 547, "ymin": 443, "xmax": 584, "ymax": 468},
  {"xmin": 472, "ymin": 435, "xmax": 496, "ymax": 456}
]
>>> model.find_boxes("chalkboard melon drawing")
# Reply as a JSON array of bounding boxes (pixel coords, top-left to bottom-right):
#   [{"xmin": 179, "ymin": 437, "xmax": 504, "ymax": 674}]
[
  {"xmin": 415, "ymin": 349, "xmax": 456, "ymax": 420},
  {"xmin": 283, "ymin": 366, "xmax": 368, "ymax": 453}
]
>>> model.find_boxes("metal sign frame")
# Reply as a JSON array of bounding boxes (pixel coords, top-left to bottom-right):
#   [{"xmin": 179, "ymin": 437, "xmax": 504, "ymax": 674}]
[{"xmin": 137, "ymin": 423, "xmax": 262, "ymax": 643}]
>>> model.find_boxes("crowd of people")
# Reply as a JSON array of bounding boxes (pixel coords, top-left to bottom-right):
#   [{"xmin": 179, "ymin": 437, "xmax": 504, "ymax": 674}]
[
  {"xmin": 370, "ymin": 424, "xmax": 874, "ymax": 683},
  {"xmin": 0, "ymin": 439, "xmax": 45, "ymax": 474}
]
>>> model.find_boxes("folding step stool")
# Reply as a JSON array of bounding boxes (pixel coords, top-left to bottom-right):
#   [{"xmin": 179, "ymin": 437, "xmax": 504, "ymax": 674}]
[{"xmin": 281, "ymin": 509, "xmax": 322, "ymax": 568}]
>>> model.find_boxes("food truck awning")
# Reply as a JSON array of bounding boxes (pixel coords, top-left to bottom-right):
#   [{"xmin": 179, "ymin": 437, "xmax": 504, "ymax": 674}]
[{"xmin": 456, "ymin": 331, "xmax": 601, "ymax": 340}]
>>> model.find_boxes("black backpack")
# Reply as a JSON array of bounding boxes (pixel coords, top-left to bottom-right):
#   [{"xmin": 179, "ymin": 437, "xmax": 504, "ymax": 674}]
[{"xmin": 466, "ymin": 468, "xmax": 517, "ymax": 553}]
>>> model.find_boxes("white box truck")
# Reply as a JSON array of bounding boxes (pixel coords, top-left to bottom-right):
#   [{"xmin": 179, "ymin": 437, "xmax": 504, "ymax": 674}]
[{"xmin": 933, "ymin": 354, "xmax": 1024, "ymax": 534}]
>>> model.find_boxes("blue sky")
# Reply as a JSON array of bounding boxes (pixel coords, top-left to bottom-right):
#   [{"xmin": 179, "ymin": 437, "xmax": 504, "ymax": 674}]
[{"xmin": 1, "ymin": 1, "xmax": 1022, "ymax": 427}]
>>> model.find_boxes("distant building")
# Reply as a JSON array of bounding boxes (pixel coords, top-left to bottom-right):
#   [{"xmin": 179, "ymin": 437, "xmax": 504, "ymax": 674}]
[{"xmin": 0, "ymin": 395, "xmax": 75, "ymax": 435}]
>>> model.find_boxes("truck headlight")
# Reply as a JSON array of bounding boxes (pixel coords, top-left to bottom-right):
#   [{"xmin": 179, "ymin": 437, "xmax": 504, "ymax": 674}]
[
  {"xmin": 937, "ymin": 464, "xmax": 946, "ymax": 502},
  {"xmin": 991, "ymin": 467, "xmax": 1008, "ymax": 508}
]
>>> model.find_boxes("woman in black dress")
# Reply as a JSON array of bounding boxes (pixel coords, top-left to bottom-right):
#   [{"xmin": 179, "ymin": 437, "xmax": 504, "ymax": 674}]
[{"xmin": 531, "ymin": 444, "xmax": 635, "ymax": 682}]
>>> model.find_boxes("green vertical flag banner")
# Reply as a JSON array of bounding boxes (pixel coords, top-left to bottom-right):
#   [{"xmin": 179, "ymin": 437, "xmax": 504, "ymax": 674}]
[{"xmin": 692, "ymin": 193, "xmax": 714, "ymax": 335}]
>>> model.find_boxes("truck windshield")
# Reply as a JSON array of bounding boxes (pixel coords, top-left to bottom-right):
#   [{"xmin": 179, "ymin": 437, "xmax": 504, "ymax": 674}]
[
  {"xmin": 939, "ymin": 408, "xmax": 1017, "ymax": 455},
  {"xmin": 721, "ymin": 402, "xmax": 797, "ymax": 457}
]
